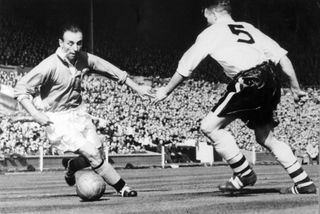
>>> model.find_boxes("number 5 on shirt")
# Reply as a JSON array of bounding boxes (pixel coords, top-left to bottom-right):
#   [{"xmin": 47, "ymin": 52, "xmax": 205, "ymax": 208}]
[{"xmin": 228, "ymin": 24, "xmax": 255, "ymax": 44}]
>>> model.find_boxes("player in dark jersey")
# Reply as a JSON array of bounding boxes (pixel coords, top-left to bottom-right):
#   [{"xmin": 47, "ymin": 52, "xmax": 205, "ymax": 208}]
[
  {"xmin": 15, "ymin": 24, "xmax": 154, "ymax": 197},
  {"xmin": 153, "ymin": 0, "xmax": 316, "ymax": 194}
]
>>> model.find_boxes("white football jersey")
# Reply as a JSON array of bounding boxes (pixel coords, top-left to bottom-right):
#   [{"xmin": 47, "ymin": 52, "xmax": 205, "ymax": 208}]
[{"xmin": 177, "ymin": 16, "xmax": 287, "ymax": 78}]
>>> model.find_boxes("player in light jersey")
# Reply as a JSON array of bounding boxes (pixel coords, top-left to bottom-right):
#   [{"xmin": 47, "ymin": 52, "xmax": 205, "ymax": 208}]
[
  {"xmin": 15, "ymin": 24, "xmax": 154, "ymax": 197},
  {"xmin": 153, "ymin": 0, "xmax": 316, "ymax": 194}
]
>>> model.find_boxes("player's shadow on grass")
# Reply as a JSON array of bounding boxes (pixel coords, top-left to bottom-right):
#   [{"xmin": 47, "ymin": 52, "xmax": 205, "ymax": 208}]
[
  {"xmin": 103, "ymin": 188, "xmax": 170, "ymax": 197},
  {"xmin": 46, "ymin": 194, "xmax": 110, "ymax": 202},
  {"xmin": 79, "ymin": 198, "xmax": 110, "ymax": 202},
  {"xmin": 214, "ymin": 187, "xmax": 281, "ymax": 197},
  {"xmin": 134, "ymin": 188, "xmax": 170, "ymax": 193}
]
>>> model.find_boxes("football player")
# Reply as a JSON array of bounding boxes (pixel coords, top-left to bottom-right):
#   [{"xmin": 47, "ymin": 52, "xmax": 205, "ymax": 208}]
[
  {"xmin": 153, "ymin": 0, "xmax": 316, "ymax": 194},
  {"xmin": 15, "ymin": 24, "xmax": 153, "ymax": 197}
]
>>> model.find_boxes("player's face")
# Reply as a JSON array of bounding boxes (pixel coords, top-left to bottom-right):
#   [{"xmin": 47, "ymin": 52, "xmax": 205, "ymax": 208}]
[
  {"xmin": 59, "ymin": 31, "xmax": 83, "ymax": 62},
  {"xmin": 204, "ymin": 8, "xmax": 217, "ymax": 26}
]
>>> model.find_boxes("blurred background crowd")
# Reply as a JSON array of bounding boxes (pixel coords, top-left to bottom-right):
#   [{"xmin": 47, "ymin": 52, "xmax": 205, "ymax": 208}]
[{"xmin": 0, "ymin": 0, "xmax": 319, "ymax": 163}]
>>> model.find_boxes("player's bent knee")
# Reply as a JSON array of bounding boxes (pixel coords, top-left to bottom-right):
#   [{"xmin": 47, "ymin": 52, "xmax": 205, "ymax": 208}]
[
  {"xmin": 256, "ymin": 134, "xmax": 275, "ymax": 149},
  {"xmin": 200, "ymin": 113, "xmax": 228, "ymax": 136},
  {"xmin": 200, "ymin": 121, "xmax": 216, "ymax": 136},
  {"xmin": 259, "ymin": 137, "xmax": 297, "ymax": 167},
  {"xmin": 78, "ymin": 144, "xmax": 103, "ymax": 168},
  {"xmin": 206, "ymin": 129, "xmax": 226, "ymax": 144}
]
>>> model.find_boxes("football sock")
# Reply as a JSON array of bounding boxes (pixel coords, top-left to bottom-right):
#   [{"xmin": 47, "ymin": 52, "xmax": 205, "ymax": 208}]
[
  {"xmin": 207, "ymin": 130, "xmax": 252, "ymax": 177},
  {"xmin": 262, "ymin": 138, "xmax": 313, "ymax": 187},
  {"xmin": 112, "ymin": 178, "xmax": 126, "ymax": 193},
  {"xmin": 264, "ymin": 138, "xmax": 297, "ymax": 168},
  {"xmin": 286, "ymin": 161, "xmax": 313, "ymax": 187},
  {"xmin": 68, "ymin": 155, "xmax": 90, "ymax": 175},
  {"xmin": 92, "ymin": 159, "xmax": 121, "ymax": 185},
  {"xmin": 228, "ymin": 152, "xmax": 253, "ymax": 177},
  {"xmin": 207, "ymin": 129, "xmax": 240, "ymax": 160}
]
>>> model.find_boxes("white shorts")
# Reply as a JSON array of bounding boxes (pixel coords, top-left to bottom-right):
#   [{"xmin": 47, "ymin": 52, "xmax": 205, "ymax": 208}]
[{"xmin": 45, "ymin": 106, "xmax": 101, "ymax": 153}]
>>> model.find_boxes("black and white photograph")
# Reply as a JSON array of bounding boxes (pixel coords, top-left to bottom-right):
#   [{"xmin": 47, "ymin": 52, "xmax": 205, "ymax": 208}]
[{"xmin": 0, "ymin": 0, "xmax": 319, "ymax": 213}]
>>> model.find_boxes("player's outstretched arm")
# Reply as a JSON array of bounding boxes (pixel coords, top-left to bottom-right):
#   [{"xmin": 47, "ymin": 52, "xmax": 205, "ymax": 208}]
[
  {"xmin": 279, "ymin": 55, "xmax": 307, "ymax": 102},
  {"xmin": 89, "ymin": 54, "xmax": 153, "ymax": 99},
  {"xmin": 153, "ymin": 34, "xmax": 208, "ymax": 104},
  {"xmin": 153, "ymin": 72, "xmax": 186, "ymax": 104}
]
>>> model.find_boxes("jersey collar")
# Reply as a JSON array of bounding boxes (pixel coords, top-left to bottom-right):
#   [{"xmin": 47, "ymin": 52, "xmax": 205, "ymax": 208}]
[
  {"xmin": 56, "ymin": 47, "xmax": 68, "ymax": 63},
  {"xmin": 55, "ymin": 48, "xmax": 78, "ymax": 67},
  {"xmin": 215, "ymin": 16, "xmax": 234, "ymax": 24}
]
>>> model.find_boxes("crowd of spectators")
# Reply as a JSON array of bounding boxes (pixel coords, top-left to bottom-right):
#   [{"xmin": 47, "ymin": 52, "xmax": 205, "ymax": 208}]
[
  {"xmin": 0, "ymin": 16, "xmax": 57, "ymax": 67},
  {"xmin": 0, "ymin": 69, "xmax": 21, "ymax": 87}
]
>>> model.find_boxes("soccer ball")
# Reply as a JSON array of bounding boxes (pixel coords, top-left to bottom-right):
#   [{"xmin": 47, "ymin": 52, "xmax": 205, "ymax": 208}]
[{"xmin": 76, "ymin": 171, "xmax": 106, "ymax": 201}]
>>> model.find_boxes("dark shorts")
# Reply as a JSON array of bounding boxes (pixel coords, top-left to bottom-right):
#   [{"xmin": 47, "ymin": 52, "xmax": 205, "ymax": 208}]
[{"xmin": 211, "ymin": 61, "xmax": 281, "ymax": 129}]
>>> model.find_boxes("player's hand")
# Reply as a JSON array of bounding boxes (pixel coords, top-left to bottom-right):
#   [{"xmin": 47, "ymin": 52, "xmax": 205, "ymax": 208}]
[
  {"xmin": 80, "ymin": 68, "xmax": 90, "ymax": 79},
  {"xmin": 152, "ymin": 87, "xmax": 169, "ymax": 105},
  {"xmin": 32, "ymin": 112, "xmax": 53, "ymax": 126},
  {"xmin": 137, "ymin": 85, "xmax": 154, "ymax": 100},
  {"xmin": 291, "ymin": 88, "xmax": 307, "ymax": 103}
]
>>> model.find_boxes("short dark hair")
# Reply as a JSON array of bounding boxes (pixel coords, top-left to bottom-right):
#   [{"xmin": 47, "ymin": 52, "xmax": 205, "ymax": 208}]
[
  {"xmin": 59, "ymin": 24, "xmax": 83, "ymax": 40},
  {"xmin": 202, "ymin": 0, "xmax": 231, "ymax": 14}
]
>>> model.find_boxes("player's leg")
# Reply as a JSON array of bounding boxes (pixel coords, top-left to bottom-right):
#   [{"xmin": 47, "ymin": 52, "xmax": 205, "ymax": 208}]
[
  {"xmin": 255, "ymin": 123, "xmax": 316, "ymax": 194},
  {"xmin": 62, "ymin": 155, "xmax": 90, "ymax": 186},
  {"xmin": 79, "ymin": 126, "xmax": 137, "ymax": 197},
  {"xmin": 61, "ymin": 123, "xmax": 102, "ymax": 186},
  {"xmin": 45, "ymin": 112, "xmax": 90, "ymax": 186},
  {"xmin": 201, "ymin": 111, "xmax": 256, "ymax": 191},
  {"xmin": 78, "ymin": 142, "xmax": 137, "ymax": 197},
  {"xmin": 51, "ymin": 110, "xmax": 137, "ymax": 196}
]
